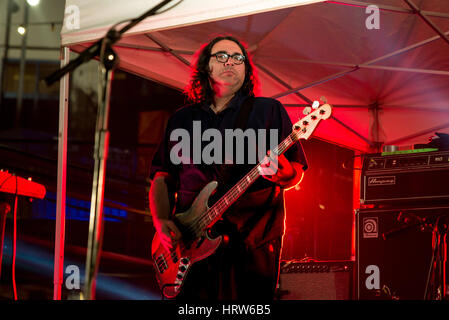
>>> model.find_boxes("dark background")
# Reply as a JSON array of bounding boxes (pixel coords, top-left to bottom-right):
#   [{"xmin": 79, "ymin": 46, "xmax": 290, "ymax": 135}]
[{"xmin": 0, "ymin": 60, "xmax": 355, "ymax": 299}]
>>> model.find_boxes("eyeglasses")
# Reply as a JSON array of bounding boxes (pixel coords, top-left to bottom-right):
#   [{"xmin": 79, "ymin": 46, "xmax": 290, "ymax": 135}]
[{"xmin": 211, "ymin": 52, "xmax": 246, "ymax": 65}]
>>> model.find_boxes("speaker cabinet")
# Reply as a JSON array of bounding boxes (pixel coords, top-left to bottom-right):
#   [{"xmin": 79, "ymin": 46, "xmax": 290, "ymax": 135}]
[
  {"xmin": 277, "ymin": 260, "xmax": 354, "ymax": 300},
  {"xmin": 356, "ymin": 207, "xmax": 449, "ymax": 300}
]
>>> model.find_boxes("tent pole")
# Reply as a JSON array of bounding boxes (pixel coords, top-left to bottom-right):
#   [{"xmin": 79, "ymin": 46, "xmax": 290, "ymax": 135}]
[
  {"xmin": 271, "ymin": 68, "xmax": 358, "ymax": 99},
  {"xmin": 258, "ymin": 26, "xmax": 449, "ymax": 78},
  {"xmin": 365, "ymin": 31, "xmax": 449, "ymax": 65},
  {"xmin": 0, "ymin": 0, "xmax": 13, "ymax": 108},
  {"xmin": 54, "ymin": 46, "xmax": 70, "ymax": 300},
  {"xmin": 260, "ymin": 27, "xmax": 449, "ymax": 66},
  {"xmin": 369, "ymin": 102, "xmax": 383, "ymax": 152},
  {"xmin": 255, "ymin": 63, "xmax": 312, "ymax": 104},
  {"xmin": 258, "ymin": 57, "xmax": 449, "ymax": 76},
  {"xmin": 15, "ymin": 2, "xmax": 28, "ymax": 128},
  {"xmin": 258, "ymin": 58, "xmax": 374, "ymax": 147},
  {"xmin": 331, "ymin": 115, "xmax": 374, "ymax": 148},
  {"xmin": 355, "ymin": 64, "xmax": 449, "ymax": 76},
  {"xmin": 420, "ymin": 10, "xmax": 449, "ymax": 19},
  {"xmin": 114, "ymin": 43, "xmax": 194, "ymax": 55},
  {"xmin": 403, "ymin": 0, "xmax": 449, "ymax": 47},
  {"xmin": 352, "ymin": 150, "xmax": 363, "ymax": 260},
  {"xmin": 270, "ymin": 26, "xmax": 449, "ymax": 100},
  {"xmin": 251, "ymin": 9, "xmax": 296, "ymax": 51},
  {"xmin": 145, "ymin": 34, "xmax": 191, "ymax": 66},
  {"xmin": 264, "ymin": 66, "xmax": 373, "ymax": 148}
]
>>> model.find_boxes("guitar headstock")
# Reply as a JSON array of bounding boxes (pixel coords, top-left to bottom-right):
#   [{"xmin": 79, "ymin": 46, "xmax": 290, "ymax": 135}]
[{"xmin": 292, "ymin": 102, "xmax": 332, "ymax": 140}]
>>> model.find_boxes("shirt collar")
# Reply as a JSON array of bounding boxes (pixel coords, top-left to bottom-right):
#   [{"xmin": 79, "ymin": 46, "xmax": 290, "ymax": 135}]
[{"xmin": 200, "ymin": 91, "xmax": 247, "ymax": 113}]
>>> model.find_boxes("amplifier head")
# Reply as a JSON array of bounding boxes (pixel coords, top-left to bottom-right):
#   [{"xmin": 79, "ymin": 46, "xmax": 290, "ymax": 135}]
[{"xmin": 361, "ymin": 150, "xmax": 449, "ymax": 205}]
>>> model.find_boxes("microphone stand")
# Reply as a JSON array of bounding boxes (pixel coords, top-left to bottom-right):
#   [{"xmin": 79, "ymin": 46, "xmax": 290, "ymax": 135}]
[
  {"xmin": 423, "ymin": 216, "xmax": 448, "ymax": 300},
  {"xmin": 45, "ymin": 0, "xmax": 175, "ymax": 300},
  {"xmin": 382, "ymin": 212, "xmax": 448, "ymax": 300},
  {"xmin": 45, "ymin": 0, "xmax": 174, "ymax": 87},
  {"xmin": 83, "ymin": 35, "xmax": 115, "ymax": 301}
]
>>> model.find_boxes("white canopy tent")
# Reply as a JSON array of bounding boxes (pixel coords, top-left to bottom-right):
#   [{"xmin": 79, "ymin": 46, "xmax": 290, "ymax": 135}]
[
  {"xmin": 61, "ymin": 0, "xmax": 449, "ymax": 152},
  {"xmin": 55, "ymin": 0, "xmax": 449, "ymax": 299}
]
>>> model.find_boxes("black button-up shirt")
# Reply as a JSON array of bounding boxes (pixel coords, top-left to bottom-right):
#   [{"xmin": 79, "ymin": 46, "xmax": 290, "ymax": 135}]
[{"xmin": 150, "ymin": 92, "xmax": 308, "ymax": 247}]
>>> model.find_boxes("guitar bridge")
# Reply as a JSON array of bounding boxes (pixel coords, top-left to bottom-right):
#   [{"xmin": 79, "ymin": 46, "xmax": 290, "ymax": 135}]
[{"xmin": 155, "ymin": 254, "xmax": 168, "ymax": 274}]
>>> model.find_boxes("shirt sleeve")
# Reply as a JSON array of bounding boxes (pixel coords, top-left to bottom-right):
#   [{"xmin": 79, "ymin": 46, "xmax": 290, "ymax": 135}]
[{"xmin": 274, "ymin": 100, "xmax": 309, "ymax": 171}]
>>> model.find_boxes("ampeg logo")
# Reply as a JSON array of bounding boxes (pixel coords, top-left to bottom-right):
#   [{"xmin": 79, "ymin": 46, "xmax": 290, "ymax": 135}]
[
  {"xmin": 368, "ymin": 176, "xmax": 395, "ymax": 186},
  {"xmin": 363, "ymin": 217, "xmax": 378, "ymax": 238}
]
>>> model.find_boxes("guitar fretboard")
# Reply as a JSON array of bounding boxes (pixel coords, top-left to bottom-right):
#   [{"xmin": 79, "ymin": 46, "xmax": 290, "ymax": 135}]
[{"xmin": 196, "ymin": 130, "xmax": 301, "ymax": 231}]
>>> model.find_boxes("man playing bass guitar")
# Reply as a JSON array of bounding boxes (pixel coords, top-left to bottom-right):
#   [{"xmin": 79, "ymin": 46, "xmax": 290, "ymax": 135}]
[{"xmin": 149, "ymin": 35, "xmax": 308, "ymax": 300}]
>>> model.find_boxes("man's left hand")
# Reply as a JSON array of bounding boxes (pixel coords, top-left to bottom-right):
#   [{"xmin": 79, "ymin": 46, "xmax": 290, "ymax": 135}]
[{"xmin": 259, "ymin": 151, "xmax": 303, "ymax": 188}]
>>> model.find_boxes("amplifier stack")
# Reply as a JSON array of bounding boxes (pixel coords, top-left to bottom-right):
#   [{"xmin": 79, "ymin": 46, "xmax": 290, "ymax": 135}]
[{"xmin": 357, "ymin": 149, "xmax": 449, "ymax": 300}]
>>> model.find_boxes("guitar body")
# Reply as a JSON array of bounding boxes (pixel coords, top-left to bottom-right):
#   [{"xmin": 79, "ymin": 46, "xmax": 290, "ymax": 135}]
[{"xmin": 151, "ymin": 181, "xmax": 222, "ymax": 299}]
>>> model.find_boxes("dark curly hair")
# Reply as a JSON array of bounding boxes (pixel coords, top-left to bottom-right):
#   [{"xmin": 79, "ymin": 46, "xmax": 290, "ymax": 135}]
[{"xmin": 184, "ymin": 35, "xmax": 259, "ymax": 103}]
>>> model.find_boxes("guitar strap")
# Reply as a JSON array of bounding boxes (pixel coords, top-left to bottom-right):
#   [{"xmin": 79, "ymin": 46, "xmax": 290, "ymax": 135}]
[
  {"xmin": 234, "ymin": 96, "xmax": 256, "ymax": 132},
  {"xmin": 217, "ymin": 96, "xmax": 255, "ymax": 188}
]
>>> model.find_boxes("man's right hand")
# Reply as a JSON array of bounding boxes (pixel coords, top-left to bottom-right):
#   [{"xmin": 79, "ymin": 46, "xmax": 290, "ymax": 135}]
[{"xmin": 153, "ymin": 218, "xmax": 182, "ymax": 252}]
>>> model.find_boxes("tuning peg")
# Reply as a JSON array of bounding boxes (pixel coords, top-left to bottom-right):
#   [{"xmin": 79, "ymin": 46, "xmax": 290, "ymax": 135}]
[
  {"xmin": 303, "ymin": 106, "xmax": 312, "ymax": 115},
  {"xmin": 312, "ymin": 101, "xmax": 320, "ymax": 109},
  {"xmin": 320, "ymin": 96, "xmax": 327, "ymax": 104}
]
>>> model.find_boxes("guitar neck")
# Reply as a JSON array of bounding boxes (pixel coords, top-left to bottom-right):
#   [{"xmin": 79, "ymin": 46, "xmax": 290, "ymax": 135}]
[{"xmin": 199, "ymin": 131, "xmax": 298, "ymax": 230}]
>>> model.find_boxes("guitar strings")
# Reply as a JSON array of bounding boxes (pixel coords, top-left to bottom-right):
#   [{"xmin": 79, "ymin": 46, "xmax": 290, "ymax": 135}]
[
  {"xmin": 186, "ymin": 124, "xmax": 304, "ymax": 236},
  {"xmin": 190, "ymin": 132, "xmax": 296, "ymax": 234},
  {"xmin": 189, "ymin": 131, "xmax": 297, "ymax": 235}
]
